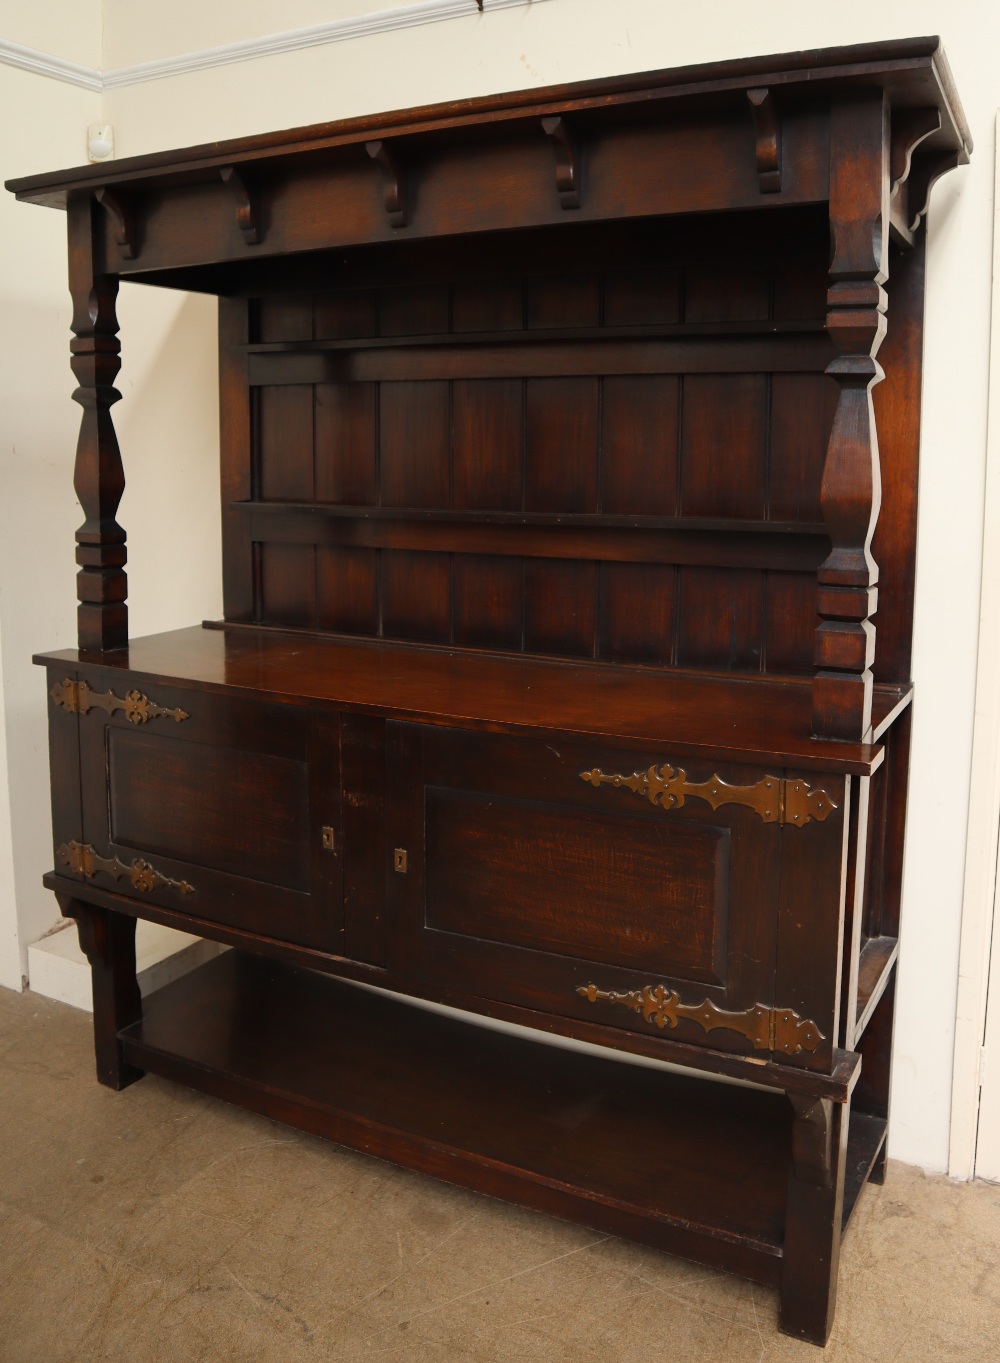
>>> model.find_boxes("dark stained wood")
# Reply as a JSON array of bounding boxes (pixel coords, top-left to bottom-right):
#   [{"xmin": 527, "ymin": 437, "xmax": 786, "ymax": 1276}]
[
  {"xmin": 219, "ymin": 299, "xmax": 254, "ymax": 621},
  {"xmin": 601, "ymin": 376, "xmax": 679, "ymax": 517},
  {"xmin": 379, "ymin": 381, "xmax": 450, "ymax": 507},
  {"xmin": 853, "ymin": 936, "xmax": 898, "ymax": 1040},
  {"xmin": 452, "ymin": 379, "xmax": 523, "ymax": 511},
  {"xmin": 781, "ymin": 1094, "xmax": 849, "ymax": 1344},
  {"xmin": 121, "ymin": 949, "xmax": 795, "ymax": 1280},
  {"xmin": 37, "ymin": 624, "xmax": 892, "ymax": 774},
  {"xmin": 525, "ymin": 378, "xmax": 599, "ymax": 512},
  {"xmin": 235, "ymin": 502, "xmax": 830, "ymax": 573},
  {"xmin": 452, "ymin": 555, "xmax": 523, "ymax": 651},
  {"xmin": 43, "ymin": 866, "xmax": 861, "ymax": 1104},
  {"xmin": 18, "ymin": 44, "xmax": 970, "ymax": 1348},
  {"xmin": 523, "ymin": 559, "xmax": 596, "ymax": 657},
  {"xmin": 67, "ymin": 196, "xmax": 128, "ymax": 653},
  {"xmin": 57, "ymin": 896, "xmax": 143, "ymax": 1089},
  {"xmin": 842, "ymin": 1112, "xmax": 888, "ymax": 1227},
  {"xmin": 812, "ymin": 93, "xmax": 889, "ymax": 741}
]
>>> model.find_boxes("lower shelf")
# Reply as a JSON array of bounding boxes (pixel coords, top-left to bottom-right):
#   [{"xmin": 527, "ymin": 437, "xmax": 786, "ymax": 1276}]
[{"xmin": 118, "ymin": 951, "xmax": 875, "ymax": 1288}]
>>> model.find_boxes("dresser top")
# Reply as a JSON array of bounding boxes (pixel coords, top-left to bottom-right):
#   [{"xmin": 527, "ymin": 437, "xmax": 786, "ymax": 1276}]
[{"xmin": 36, "ymin": 625, "xmax": 902, "ymax": 774}]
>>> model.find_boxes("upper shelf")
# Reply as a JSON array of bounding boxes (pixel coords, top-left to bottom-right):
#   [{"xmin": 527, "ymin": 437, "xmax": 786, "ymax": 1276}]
[
  {"xmin": 35, "ymin": 624, "xmax": 903, "ymax": 774},
  {"xmin": 4, "ymin": 38, "xmax": 971, "ymax": 286}
]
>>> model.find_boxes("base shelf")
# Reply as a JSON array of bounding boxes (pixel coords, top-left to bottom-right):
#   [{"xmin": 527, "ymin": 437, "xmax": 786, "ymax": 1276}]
[{"xmin": 118, "ymin": 950, "xmax": 880, "ymax": 1289}]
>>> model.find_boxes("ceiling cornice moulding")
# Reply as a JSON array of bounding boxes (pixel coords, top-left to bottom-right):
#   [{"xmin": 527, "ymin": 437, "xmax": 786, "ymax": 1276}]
[{"xmin": 0, "ymin": 0, "xmax": 549, "ymax": 93}]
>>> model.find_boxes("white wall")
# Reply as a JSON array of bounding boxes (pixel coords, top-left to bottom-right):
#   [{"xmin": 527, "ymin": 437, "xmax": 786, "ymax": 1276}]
[{"xmin": 0, "ymin": 0, "xmax": 996, "ymax": 1173}]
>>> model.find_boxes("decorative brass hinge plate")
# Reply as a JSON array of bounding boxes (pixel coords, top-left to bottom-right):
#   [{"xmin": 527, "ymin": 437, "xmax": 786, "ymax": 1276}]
[
  {"xmin": 50, "ymin": 678, "xmax": 189, "ymax": 726},
  {"xmin": 57, "ymin": 841, "xmax": 194, "ymax": 896},
  {"xmin": 579, "ymin": 762, "xmax": 835, "ymax": 827},
  {"xmin": 577, "ymin": 983, "xmax": 825, "ymax": 1055}
]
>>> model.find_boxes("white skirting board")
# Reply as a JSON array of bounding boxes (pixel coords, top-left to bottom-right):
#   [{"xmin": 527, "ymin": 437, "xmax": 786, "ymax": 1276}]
[{"xmin": 27, "ymin": 919, "xmax": 227, "ymax": 1011}]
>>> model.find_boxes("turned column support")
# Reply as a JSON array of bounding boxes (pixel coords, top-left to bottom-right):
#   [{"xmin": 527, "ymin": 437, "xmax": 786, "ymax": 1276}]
[
  {"xmin": 68, "ymin": 194, "xmax": 128, "ymax": 654},
  {"xmin": 813, "ymin": 93, "xmax": 889, "ymax": 742},
  {"xmin": 56, "ymin": 895, "xmax": 143, "ymax": 1089}
]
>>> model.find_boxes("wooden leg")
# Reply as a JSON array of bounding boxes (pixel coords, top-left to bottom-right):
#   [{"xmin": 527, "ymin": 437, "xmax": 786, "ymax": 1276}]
[
  {"xmin": 56, "ymin": 895, "xmax": 144, "ymax": 1090},
  {"xmin": 779, "ymin": 1092, "xmax": 849, "ymax": 1346}
]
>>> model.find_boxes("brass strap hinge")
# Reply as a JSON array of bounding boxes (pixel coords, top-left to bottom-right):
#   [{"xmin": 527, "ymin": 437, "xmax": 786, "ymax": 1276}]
[
  {"xmin": 579, "ymin": 763, "xmax": 836, "ymax": 827},
  {"xmin": 50, "ymin": 678, "xmax": 189, "ymax": 726},
  {"xmin": 57, "ymin": 841, "xmax": 194, "ymax": 897},
  {"xmin": 577, "ymin": 983, "xmax": 825, "ymax": 1056}
]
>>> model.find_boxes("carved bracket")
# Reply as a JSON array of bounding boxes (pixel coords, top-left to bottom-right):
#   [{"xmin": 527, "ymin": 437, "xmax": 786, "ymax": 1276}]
[
  {"xmin": 789, "ymin": 1093, "xmax": 834, "ymax": 1186},
  {"xmin": 220, "ymin": 165, "xmax": 260, "ymax": 245},
  {"xmin": 579, "ymin": 763, "xmax": 836, "ymax": 827},
  {"xmin": 906, "ymin": 148, "xmax": 962, "ymax": 232},
  {"xmin": 577, "ymin": 983, "xmax": 826, "ymax": 1056},
  {"xmin": 366, "ymin": 140, "xmax": 408, "ymax": 228},
  {"xmin": 541, "ymin": 116, "xmax": 581, "ymax": 209},
  {"xmin": 747, "ymin": 88, "xmax": 781, "ymax": 193},
  {"xmin": 50, "ymin": 677, "xmax": 189, "ymax": 725},
  {"xmin": 95, "ymin": 187, "xmax": 136, "ymax": 259},
  {"xmin": 58, "ymin": 841, "xmax": 194, "ymax": 896}
]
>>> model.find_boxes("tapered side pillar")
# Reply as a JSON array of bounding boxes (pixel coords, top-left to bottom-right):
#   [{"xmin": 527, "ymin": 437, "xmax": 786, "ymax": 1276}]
[
  {"xmin": 67, "ymin": 194, "xmax": 128, "ymax": 653},
  {"xmin": 56, "ymin": 895, "xmax": 143, "ymax": 1090},
  {"xmin": 813, "ymin": 93, "xmax": 889, "ymax": 742}
]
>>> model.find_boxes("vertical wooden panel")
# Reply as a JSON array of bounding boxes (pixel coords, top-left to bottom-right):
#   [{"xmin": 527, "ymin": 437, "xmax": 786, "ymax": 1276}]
[
  {"xmin": 260, "ymin": 545, "xmax": 315, "ymax": 628},
  {"xmin": 681, "ymin": 375, "xmax": 767, "ymax": 519},
  {"xmin": 453, "ymin": 379, "xmax": 523, "ymax": 511},
  {"xmin": 870, "ymin": 238, "xmax": 926, "ymax": 682},
  {"xmin": 525, "ymin": 378, "xmax": 599, "ymax": 512},
  {"xmin": 677, "ymin": 567, "xmax": 765, "ymax": 670},
  {"xmin": 772, "ymin": 257, "xmax": 827, "ymax": 322},
  {"xmin": 765, "ymin": 572, "xmax": 817, "ymax": 675},
  {"xmin": 380, "ymin": 381, "xmax": 451, "ymax": 507},
  {"xmin": 219, "ymin": 298, "xmax": 254, "ymax": 621},
  {"xmin": 315, "ymin": 383, "xmax": 377, "ymax": 504},
  {"xmin": 685, "ymin": 266, "xmax": 770, "ymax": 322},
  {"xmin": 453, "ymin": 556, "xmax": 523, "ymax": 650},
  {"xmin": 258, "ymin": 386, "xmax": 315, "ymax": 500},
  {"xmin": 524, "ymin": 560, "xmax": 595, "ymax": 657},
  {"xmin": 315, "ymin": 290, "xmax": 378, "ymax": 339},
  {"xmin": 603, "ymin": 270, "xmax": 681, "ymax": 326},
  {"xmin": 317, "ymin": 546, "xmax": 378, "ymax": 635},
  {"xmin": 380, "ymin": 285, "xmax": 450, "ymax": 336},
  {"xmin": 769, "ymin": 374, "xmax": 837, "ymax": 522},
  {"xmin": 598, "ymin": 564, "xmax": 675, "ymax": 664},
  {"xmin": 342, "ymin": 714, "xmax": 388, "ymax": 967},
  {"xmin": 381, "ymin": 550, "xmax": 451, "ymax": 642},
  {"xmin": 256, "ymin": 296, "xmax": 314, "ymax": 342},
  {"xmin": 602, "ymin": 376, "xmax": 679, "ymax": 516},
  {"xmin": 452, "ymin": 280, "xmax": 523, "ymax": 332},
  {"xmin": 527, "ymin": 276, "xmax": 600, "ymax": 329}
]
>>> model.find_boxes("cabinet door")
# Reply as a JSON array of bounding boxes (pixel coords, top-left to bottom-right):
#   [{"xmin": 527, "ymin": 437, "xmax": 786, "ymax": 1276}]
[
  {"xmin": 51, "ymin": 669, "xmax": 342, "ymax": 952},
  {"xmin": 387, "ymin": 723, "xmax": 844, "ymax": 1066}
]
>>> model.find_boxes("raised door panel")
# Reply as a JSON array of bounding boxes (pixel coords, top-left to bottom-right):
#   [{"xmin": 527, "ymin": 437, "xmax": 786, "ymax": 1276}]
[
  {"xmin": 59, "ymin": 670, "xmax": 342, "ymax": 952},
  {"xmin": 386, "ymin": 724, "xmax": 828, "ymax": 1064}
]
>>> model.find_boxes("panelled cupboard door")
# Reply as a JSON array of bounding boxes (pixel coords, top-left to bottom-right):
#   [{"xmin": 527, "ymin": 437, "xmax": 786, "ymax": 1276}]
[
  {"xmin": 50, "ymin": 667, "xmax": 343, "ymax": 952},
  {"xmin": 386, "ymin": 723, "xmax": 846, "ymax": 1069}
]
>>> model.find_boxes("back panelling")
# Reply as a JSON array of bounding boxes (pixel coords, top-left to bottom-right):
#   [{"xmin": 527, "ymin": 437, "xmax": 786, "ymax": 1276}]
[{"xmin": 238, "ymin": 215, "xmax": 838, "ymax": 676}]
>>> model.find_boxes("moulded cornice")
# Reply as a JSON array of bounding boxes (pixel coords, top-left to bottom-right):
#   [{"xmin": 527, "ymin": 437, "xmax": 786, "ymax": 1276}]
[{"xmin": 0, "ymin": 0, "xmax": 550, "ymax": 93}]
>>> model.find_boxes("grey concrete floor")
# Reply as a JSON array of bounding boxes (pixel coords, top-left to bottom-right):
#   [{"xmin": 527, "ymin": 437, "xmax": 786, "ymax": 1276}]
[{"xmin": 1, "ymin": 985, "xmax": 998, "ymax": 1363}]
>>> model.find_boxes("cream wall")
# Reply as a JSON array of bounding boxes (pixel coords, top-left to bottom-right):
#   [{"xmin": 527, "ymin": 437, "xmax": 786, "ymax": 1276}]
[
  {"xmin": 0, "ymin": 0, "xmax": 996, "ymax": 1174},
  {"xmin": 0, "ymin": 61, "xmax": 102, "ymax": 990}
]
